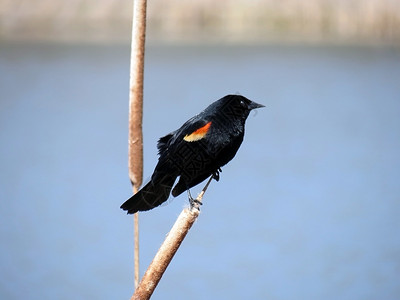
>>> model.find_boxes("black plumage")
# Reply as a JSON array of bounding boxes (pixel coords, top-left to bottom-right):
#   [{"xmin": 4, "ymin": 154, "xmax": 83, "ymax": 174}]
[{"xmin": 121, "ymin": 94, "xmax": 264, "ymax": 214}]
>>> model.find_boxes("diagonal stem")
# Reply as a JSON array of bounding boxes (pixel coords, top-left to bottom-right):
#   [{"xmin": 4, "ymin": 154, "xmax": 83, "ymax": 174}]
[{"xmin": 132, "ymin": 177, "xmax": 214, "ymax": 299}]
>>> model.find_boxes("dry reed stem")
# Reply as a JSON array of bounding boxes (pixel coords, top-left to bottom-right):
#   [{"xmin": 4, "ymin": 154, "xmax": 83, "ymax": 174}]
[
  {"xmin": 128, "ymin": 0, "xmax": 147, "ymax": 189},
  {"xmin": 129, "ymin": 0, "xmax": 147, "ymax": 290},
  {"xmin": 132, "ymin": 176, "xmax": 214, "ymax": 300},
  {"xmin": 134, "ymin": 196, "xmax": 140, "ymax": 288}
]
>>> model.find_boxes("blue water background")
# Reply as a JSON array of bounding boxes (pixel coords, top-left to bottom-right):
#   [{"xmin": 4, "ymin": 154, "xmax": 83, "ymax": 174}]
[{"xmin": 0, "ymin": 43, "xmax": 400, "ymax": 299}]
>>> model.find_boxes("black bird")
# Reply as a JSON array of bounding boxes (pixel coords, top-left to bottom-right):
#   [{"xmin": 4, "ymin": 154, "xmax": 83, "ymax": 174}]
[{"xmin": 121, "ymin": 94, "xmax": 264, "ymax": 214}]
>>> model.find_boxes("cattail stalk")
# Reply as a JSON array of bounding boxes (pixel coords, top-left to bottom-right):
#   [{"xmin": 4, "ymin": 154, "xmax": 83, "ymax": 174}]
[
  {"xmin": 129, "ymin": 0, "xmax": 147, "ymax": 289},
  {"xmin": 132, "ymin": 176, "xmax": 213, "ymax": 300}
]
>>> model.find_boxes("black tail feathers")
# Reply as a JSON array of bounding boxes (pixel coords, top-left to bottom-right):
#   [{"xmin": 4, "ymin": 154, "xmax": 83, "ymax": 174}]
[{"xmin": 120, "ymin": 175, "xmax": 176, "ymax": 214}]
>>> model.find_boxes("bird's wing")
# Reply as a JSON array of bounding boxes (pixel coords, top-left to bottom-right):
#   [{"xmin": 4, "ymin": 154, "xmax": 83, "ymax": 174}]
[
  {"xmin": 183, "ymin": 121, "xmax": 212, "ymax": 142},
  {"xmin": 157, "ymin": 117, "xmax": 212, "ymax": 157},
  {"xmin": 177, "ymin": 117, "xmax": 213, "ymax": 143}
]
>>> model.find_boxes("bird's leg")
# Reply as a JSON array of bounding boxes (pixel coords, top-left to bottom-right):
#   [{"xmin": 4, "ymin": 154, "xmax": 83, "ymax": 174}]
[
  {"xmin": 188, "ymin": 189, "xmax": 202, "ymax": 208},
  {"xmin": 212, "ymin": 167, "xmax": 222, "ymax": 182},
  {"xmin": 188, "ymin": 175, "xmax": 215, "ymax": 211}
]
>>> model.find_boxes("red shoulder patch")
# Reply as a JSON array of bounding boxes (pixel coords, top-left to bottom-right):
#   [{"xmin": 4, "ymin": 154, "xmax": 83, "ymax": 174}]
[{"xmin": 183, "ymin": 121, "xmax": 212, "ymax": 142}]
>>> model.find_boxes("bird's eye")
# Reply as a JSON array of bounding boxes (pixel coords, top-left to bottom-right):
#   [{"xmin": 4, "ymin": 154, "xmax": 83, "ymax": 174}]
[{"xmin": 240, "ymin": 100, "xmax": 246, "ymax": 107}]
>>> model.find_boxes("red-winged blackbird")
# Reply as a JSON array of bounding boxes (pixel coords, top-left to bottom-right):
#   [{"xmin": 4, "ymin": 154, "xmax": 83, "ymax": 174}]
[{"xmin": 121, "ymin": 94, "xmax": 264, "ymax": 214}]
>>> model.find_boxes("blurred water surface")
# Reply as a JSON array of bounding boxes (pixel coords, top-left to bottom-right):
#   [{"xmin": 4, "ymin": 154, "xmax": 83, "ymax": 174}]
[{"xmin": 0, "ymin": 43, "xmax": 399, "ymax": 299}]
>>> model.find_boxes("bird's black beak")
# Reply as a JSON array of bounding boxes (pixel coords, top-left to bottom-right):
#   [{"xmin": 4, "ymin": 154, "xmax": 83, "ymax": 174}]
[{"xmin": 248, "ymin": 101, "xmax": 265, "ymax": 110}]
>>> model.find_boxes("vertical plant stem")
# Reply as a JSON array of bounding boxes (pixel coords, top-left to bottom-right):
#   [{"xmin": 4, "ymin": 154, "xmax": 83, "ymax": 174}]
[
  {"xmin": 129, "ymin": 0, "xmax": 147, "ymax": 290},
  {"xmin": 134, "ymin": 189, "xmax": 140, "ymax": 288}
]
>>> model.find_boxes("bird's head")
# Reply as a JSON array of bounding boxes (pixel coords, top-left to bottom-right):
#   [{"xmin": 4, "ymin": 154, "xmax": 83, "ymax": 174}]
[{"xmin": 216, "ymin": 94, "xmax": 265, "ymax": 121}]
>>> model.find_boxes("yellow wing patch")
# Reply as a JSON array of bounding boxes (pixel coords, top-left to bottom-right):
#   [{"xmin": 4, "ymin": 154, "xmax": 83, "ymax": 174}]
[{"xmin": 183, "ymin": 121, "xmax": 212, "ymax": 142}]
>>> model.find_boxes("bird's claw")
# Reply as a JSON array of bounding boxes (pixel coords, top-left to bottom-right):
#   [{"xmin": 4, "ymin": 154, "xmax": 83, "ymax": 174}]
[
  {"xmin": 190, "ymin": 198, "xmax": 203, "ymax": 207},
  {"xmin": 188, "ymin": 190, "xmax": 203, "ymax": 209},
  {"xmin": 212, "ymin": 168, "xmax": 222, "ymax": 182}
]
